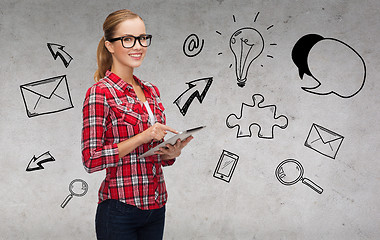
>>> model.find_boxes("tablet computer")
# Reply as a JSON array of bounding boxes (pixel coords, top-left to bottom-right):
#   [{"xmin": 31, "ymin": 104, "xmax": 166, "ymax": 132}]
[{"xmin": 138, "ymin": 126, "xmax": 206, "ymax": 159}]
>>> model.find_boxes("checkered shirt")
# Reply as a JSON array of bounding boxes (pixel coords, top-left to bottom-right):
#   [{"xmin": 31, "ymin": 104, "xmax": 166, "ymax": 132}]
[{"xmin": 81, "ymin": 71, "xmax": 175, "ymax": 210}]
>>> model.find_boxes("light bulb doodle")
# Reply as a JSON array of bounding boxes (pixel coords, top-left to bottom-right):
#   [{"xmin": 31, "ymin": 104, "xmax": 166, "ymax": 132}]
[
  {"xmin": 230, "ymin": 27, "xmax": 264, "ymax": 87},
  {"xmin": 216, "ymin": 13, "xmax": 277, "ymax": 88}
]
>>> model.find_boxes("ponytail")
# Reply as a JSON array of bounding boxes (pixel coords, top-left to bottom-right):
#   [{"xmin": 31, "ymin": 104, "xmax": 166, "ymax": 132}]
[{"xmin": 94, "ymin": 37, "xmax": 112, "ymax": 82}]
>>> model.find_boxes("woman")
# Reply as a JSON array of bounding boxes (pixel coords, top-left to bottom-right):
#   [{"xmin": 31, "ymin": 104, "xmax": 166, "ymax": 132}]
[{"xmin": 81, "ymin": 9, "xmax": 192, "ymax": 240}]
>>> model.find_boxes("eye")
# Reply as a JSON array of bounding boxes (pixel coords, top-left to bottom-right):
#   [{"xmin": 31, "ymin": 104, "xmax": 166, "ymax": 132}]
[{"xmin": 123, "ymin": 37, "xmax": 133, "ymax": 42}]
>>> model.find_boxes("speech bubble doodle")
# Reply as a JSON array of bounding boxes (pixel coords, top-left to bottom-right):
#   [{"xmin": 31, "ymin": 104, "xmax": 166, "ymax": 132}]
[{"xmin": 292, "ymin": 34, "xmax": 366, "ymax": 98}]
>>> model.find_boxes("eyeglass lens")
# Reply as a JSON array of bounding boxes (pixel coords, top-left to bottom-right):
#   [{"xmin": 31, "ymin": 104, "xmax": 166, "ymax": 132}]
[{"xmin": 122, "ymin": 35, "xmax": 151, "ymax": 48}]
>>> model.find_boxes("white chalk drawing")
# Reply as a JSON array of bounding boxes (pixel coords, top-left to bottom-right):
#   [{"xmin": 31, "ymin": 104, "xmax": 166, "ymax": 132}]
[
  {"xmin": 275, "ymin": 159, "xmax": 323, "ymax": 194},
  {"xmin": 226, "ymin": 94, "xmax": 288, "ymax": 139},
  {"xmin": 183, "ymin": 33, "xmax": 204, "ymax": 57},
  {"xmin": 216, "ymin": 13, "xmax": 277, "ymax": 87},
  {"xmin": 20, "ymin": 75, "xmax": 74, "ymax": 118},
  {"xmin": 47, "ymin": 43, "xmax": 73, "ymax": 68},
  {"xmin": 61, "ymin": 179, "xmax": 88, "ymax": 208},
  {"xmin": 173, "ymin": 77, "xmax": 213, "ymax": 116},
  {"xmin": 305, "ymin": 123, "xmax": 344, "ymax": 159},
  {"xmin": 292, "ymin": 34, "xmax": 366, "ymax": 98},
  {"xmin": 26, "ymin": 151, "xmax": 55, "ymax": 172},
  {"xmin": 213, "ymin": 150, "xmax": 239, "ymax": 183}
]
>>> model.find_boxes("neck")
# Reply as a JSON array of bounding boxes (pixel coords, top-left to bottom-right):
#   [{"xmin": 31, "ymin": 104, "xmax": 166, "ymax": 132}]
[{"xmin": 111, "ymin": 64, "xmax": 135, "ymax": 85}]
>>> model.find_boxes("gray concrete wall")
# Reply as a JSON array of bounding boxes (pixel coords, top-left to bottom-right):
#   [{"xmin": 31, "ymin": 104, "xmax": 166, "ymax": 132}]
[{"xmin": 1, "ymin": 0, "xmax": 379, "ymax": 239}]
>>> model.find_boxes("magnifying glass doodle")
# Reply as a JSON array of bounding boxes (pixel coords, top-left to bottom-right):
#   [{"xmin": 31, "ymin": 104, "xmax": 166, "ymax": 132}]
[
  {"xmin": 61, "ymin": 179, "xmax": 88, "ymax": 208},
  {"xmin": 275, "ymin": 159, "xmax": 323, "ymax": 194}
]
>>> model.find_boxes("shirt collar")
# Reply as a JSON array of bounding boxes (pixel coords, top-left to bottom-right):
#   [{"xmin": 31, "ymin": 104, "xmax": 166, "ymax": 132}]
[{"xmin": 105, "ymin": 70, "xmax": 147, "ymax": 93}]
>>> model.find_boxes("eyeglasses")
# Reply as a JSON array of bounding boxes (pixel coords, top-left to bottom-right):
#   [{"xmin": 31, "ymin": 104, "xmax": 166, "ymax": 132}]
[{"xmin": 107, "ymin": 34, "xmax": 152, "ymax": 48}]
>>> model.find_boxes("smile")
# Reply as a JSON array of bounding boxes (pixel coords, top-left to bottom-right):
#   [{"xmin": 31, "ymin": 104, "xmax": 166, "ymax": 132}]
[{"xmin": 129, "ymin": 53, "xmax": 142, "ymax": 59}]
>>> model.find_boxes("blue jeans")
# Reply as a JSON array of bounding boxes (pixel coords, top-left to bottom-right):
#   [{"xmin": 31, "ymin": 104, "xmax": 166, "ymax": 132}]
[{"xmin": 95, "ymin": 199, "xmax": 166, "ymax": 240}]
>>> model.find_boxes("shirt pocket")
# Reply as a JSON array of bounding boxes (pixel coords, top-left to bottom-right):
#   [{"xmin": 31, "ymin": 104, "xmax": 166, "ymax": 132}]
[{"xmin": 113, "ymin": 100, "xmax": 142, "ymax": 126}]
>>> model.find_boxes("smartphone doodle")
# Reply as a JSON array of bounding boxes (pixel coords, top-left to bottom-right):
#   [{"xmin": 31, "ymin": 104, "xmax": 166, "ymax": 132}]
[{"xmin": 213, "ymin": 150, "xmax": 239, "ymax": 183}]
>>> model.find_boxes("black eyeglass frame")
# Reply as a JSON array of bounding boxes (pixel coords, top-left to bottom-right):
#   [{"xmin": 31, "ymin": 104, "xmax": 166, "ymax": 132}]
[{"xmin": 107, "ymin": 34, "xmax": 152, "ymax": 48}]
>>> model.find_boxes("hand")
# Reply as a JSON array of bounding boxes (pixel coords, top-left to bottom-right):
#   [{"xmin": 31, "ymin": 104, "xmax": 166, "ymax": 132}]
[
  {"xmin": 155, "ymin": 136, "xmax": 194, "ymax": 160},
  {"xmin": 140, "ymin": 123, "xmax": 178, "ymax": 144}
]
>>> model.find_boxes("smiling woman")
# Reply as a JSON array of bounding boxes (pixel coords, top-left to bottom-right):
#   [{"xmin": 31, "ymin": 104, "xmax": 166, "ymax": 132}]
[
  {"xmin": 81, "ymin": 9, "xmax": 193, "ymax": 240},
  {"xmin": 94, "ymin": 10, "xmax": 142, "ymax": 82},
  {"xmin": 104, "ymin": 17, "xmax": 149, "ymax": 80}
]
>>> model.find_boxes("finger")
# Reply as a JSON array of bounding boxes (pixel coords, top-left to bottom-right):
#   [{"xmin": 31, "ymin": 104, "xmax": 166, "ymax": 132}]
[
  {"xmin": 161, "ymin": 125, "xmax": 178, "ymax": 134},
  {"xmin": 154, "ymin": 147, "xmax": 167, "ymax": 154},
  {"xmin": 181, "ymin": 136, "xmax": 194, "ymax": 146},
  {"xmin": 174, "ymin": 139, "xmax": 182, "ymax": 147},
  {"xmin": 155, "ymin": 131, "xmax": 167, "ymax": 141},
  {"xmin": 164, "ymin": 144, "xmax": 176, "ymax": 152},
  {"xmin": 157, "ymin": 147, "xmax": 171, "ymax": 155},
  {"xmin": 154, "ymin": 150, "xmax": 164, "ymax": 155}
]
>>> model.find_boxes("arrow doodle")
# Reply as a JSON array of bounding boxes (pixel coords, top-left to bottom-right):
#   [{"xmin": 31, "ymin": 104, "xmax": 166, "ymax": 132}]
[
  {"xmin": 47, "ymin": 43, "xmax": 73, "ymax": 68},
  {"xmin": 26, "ymin": 151, "xmax": 56, "ymax": 172},
  {"xmin": 173, "ymin": 77, "xmax": 213, "ymax": 116}
]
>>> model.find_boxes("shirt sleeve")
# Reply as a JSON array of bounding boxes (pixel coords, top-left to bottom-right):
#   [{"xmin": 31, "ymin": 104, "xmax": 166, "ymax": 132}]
[
  {"xmin": 81, "ymin": 84, "xmax": 120, "ymax": 173},
  {"xmin": 161, "ymin": 157, "xmax": 176, "ymax": 167}
]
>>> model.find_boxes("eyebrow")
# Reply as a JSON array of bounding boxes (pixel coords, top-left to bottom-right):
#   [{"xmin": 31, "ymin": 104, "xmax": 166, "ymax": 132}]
[{"xmin": 120, "ymin": 33, "xmax": 147, "ymax": 36}]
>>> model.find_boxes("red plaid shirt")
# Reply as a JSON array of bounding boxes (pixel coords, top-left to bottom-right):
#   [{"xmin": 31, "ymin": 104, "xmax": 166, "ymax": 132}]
[{"xmin": 81, "ymin": 71, "xmax": 175, "ymax": 210}]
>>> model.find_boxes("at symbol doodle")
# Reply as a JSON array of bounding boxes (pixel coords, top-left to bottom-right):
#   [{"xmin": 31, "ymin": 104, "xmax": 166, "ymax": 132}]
[{"xmin": 183, "ymin": 33, "xmax": 204, "ymax": 57}]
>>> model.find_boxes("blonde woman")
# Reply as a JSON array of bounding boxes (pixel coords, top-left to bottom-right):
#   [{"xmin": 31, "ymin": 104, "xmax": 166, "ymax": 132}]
[{"xmin": 81, "ymin": 9, "xmax": 192, "ymax": 240}]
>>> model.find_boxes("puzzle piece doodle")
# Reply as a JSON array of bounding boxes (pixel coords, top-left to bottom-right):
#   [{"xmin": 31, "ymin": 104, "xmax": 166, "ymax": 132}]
[{"xmin": 226, "ymin": 94, "xmax": 288, "ymax": 139}]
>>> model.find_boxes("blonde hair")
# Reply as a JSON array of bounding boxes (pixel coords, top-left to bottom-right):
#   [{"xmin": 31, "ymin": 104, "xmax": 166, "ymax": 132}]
[{"xmin": 94, "ymin": 9, "xmax": 143, "ymax": 82}]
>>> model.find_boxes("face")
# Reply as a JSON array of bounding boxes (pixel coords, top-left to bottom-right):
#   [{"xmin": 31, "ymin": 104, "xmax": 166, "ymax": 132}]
[{"xmin": 105, "ymin": 18, "xmax": 147, "ymax": 71}]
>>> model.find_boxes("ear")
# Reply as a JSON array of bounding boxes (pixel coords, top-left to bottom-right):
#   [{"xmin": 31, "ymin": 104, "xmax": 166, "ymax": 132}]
[{"xmin": 104, "ymin": 40, "xmax": 115, "ymax": 54}]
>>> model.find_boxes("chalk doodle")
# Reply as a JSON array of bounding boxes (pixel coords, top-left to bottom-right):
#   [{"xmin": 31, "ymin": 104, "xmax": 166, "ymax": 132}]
[
  {"xmin": 61, "ymin": 179, "xmax": 88, "ymax": 208},
  {"xmin": 26, "ymin": 151, "xmax": 55, "ymax": 172},
  {"xmin": 20, "ymin": 75, "xmax": 74, "ymax": 118},
  {"xmin": 183, "ymin": 33, "xmax": 204, "ymax": 57},
  {"xmin": 226, "ymin": 94, "xmax": 288, "ymax": 139},
  {"xmin": 292, "ymin": 34, "xmax": 366, "ymax": 98},
  {"xmin": 275, "ymin": 159, "xmax": 323, "ymax": 194},
  {"xmin": 213, "ymin": 150, "xmax": 239, "ymax": 183},
  {"xmin": 305, "ymin": 123, "xmax": 344, "ymax": 159},
  {"xmin": 216, "ymin": 13, "xmax": 277, "ymax": 87},
  {"xmin": 230, "ymin": 27, "xmax": 264, "ymax": 87},
  {"xmin": 173, "ymin": 77, "xmax": 213, "ymax": 116},
  {"xmin": 47, "ymin": 43, "xmax": 73, "ymax": 68}
]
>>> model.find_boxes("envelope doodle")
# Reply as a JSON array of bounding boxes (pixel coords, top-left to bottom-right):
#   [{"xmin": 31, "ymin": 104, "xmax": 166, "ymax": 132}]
[
  {"xmin": 20, "ymin": 75, "xmax": 74, "ymax": 117},
  {"xmin": 304, "ymin": 123, "xmax": 344, "ymax": 159}
]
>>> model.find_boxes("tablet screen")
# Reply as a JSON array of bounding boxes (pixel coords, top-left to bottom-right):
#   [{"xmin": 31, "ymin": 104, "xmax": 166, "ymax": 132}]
[{"xmin": 138, "ymin": 126, "xmax": 205, "ymax": 159}]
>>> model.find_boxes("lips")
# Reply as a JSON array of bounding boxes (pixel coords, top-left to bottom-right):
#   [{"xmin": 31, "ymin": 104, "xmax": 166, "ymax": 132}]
[{"xmin": 129, "ymin": 53, "xmax": 142, "ymax": 60}]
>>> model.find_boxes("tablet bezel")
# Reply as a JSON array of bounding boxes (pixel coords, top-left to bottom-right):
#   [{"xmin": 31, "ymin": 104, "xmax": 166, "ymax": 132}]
[{"xmin": 138, "ymin": 126, "xmax": 206, "ymax": 159}]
